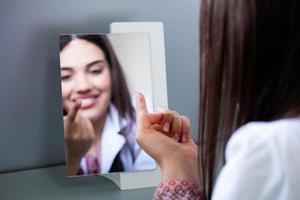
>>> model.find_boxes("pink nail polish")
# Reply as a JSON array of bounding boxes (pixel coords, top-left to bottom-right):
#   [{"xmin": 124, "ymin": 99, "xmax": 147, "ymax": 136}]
[{"xmin": 163, "ymin": 123, "xmax": 170, "ymax": 132}]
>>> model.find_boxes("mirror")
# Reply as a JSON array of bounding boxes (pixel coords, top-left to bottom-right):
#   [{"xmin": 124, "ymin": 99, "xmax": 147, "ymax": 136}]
[{"xmin": 59, "ymin": 33, "xmax": 156, "ymax": 177}]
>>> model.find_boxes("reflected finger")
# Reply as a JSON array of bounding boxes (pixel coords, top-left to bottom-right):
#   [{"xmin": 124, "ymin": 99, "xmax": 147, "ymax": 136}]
[{"xmin": 68, "ymin": 101, "xmax": 81, "ymax": 121}]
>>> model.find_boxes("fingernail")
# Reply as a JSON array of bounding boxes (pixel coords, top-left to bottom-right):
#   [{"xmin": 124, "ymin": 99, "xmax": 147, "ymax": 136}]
[
  {"xmin": 182, "ymin": 134, "xmax": 187, "ymax": 143},
  {"xmin": 135, "ymin": 91, "xmax": 143, "ymax": 96},
  {"xmin": 163, "ymin": 122, "xmax": 170, "ymax": 132},
  {"xmin": 174, "ymin": 133, "xmax": 180, "ymax": 141},
  {"xmin": 75, "ymin": 99, "xmax": 81, "ymax": 106}
]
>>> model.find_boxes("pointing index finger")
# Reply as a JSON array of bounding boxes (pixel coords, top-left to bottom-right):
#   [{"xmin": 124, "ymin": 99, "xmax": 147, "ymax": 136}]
[
  {"xmin": 136, "ymin": 93, "xmax": 148, "ymax": 115},
  {"xmin": 68, "ymin": 101, "xmax": 81, "ymax": 121}
]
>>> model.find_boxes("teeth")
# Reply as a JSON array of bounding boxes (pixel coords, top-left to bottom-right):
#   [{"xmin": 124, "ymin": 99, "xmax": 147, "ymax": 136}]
[{"xmin": 80, "ymin": 98, "xmax": 94, "ymax": 107}]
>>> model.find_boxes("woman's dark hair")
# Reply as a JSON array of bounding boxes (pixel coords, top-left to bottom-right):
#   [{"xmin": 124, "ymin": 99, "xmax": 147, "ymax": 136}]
[
  {"xmin": 199, "ymin": 0, "xmax": 300, "ymax": 199},
  {"xmin": 60, "ymin": 34, "xmax": 135, "ymax": 123}
]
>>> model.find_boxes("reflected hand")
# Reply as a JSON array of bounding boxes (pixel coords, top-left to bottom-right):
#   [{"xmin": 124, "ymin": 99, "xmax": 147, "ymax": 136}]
[
  {"xmin": 63, "ymin": 101, "xmax": 95, "ymax": 175},
  {"xmin": 136, "ymin": 93, "xmax": 200, "ymax": 185}
]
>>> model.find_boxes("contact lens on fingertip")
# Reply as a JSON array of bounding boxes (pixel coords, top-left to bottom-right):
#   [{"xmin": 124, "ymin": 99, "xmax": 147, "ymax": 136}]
[{"xmin": 135, "ymin": 91, "xmax": 143, "ymax": 96}]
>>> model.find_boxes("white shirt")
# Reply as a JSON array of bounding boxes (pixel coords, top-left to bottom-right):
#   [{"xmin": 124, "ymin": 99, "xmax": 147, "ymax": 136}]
[{"xmin": 212, "ymin": 117, "xmax": 300, "ymax": 200}]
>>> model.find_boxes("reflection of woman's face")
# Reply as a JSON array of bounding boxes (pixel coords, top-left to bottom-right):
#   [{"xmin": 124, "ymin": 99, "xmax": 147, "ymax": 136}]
[{"xmin": 60, "ymin": 39, "xmax": 112, "ymax": 122}]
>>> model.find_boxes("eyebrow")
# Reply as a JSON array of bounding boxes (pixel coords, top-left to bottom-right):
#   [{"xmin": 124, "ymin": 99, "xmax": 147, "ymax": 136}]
[
  {"xmin": 60, "ymin": 60, "xmax": 105, "ymax": 70},
  {"xmin": 86, "ymin": 60, "xmax": 105, "ymax": 69}
]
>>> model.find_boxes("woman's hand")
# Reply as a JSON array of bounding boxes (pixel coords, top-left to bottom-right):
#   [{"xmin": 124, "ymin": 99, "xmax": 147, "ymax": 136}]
[
  {"xmin": 63, "ymin": 101, "xmax": 95, "ymax": 176},
  {"xmin": 136, "ymin": 93, "xmax": 200, "ymax": 185}
]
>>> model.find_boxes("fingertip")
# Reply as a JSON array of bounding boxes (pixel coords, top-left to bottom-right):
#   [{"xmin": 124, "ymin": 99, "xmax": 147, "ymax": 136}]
[
  {"xmin": 181, "ymin": 115, "xmax": 191, "ymax": 143},
  {"xmin": 75, "ymin": 99, "xmax": 82, "ymax": 107},
  {"xmin": 181, "ymin": 115, "xmax": 188, "ymax": 121},
  {"xmin": 163, "ymin": 122, "xmax": 170, "ymax": 132},
  {"xmin": 136, "ymin": 92, "xmax": 144, "ymax": 100},
  {"xmin": 68, "ymin": 101, "xmax": 80, "ymax": 121},
  {"xmin": 182, "ymin": 133, "xmax": 188, "ymax": 143},
  {"xmin": 135, "ymin": 92, "xmax": 142, "ymax": 105},
  {"xmin": 174, "ymin": 132, "xmax": 180, "ymax": 142},
  {"xmin": 136, "ymin": 92, "xmax": 148, "ymax": 114},
  {"xmin": 181, "ymin": 115, "xmax": 190, "ymax": 125}
]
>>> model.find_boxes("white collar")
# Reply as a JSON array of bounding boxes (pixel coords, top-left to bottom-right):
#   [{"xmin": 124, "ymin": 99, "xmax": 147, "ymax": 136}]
[{"xmin": 100, "ymin": 104, "xmax": 127, "ymax": 173}]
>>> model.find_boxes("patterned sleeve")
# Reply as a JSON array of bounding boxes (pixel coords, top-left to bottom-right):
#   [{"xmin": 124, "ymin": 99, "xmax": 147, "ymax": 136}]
[{"xmin": 153, "ymin": 180, "xmax": 203, "ymax": 200}]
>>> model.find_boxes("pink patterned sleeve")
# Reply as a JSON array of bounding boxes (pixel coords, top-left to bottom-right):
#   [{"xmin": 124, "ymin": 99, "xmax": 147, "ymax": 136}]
[{"xmin": 153, "ymin": 180, "xmax": 203, "ymax": 200}]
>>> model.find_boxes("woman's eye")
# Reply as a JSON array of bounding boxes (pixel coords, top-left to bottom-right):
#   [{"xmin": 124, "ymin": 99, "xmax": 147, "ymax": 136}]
[
  {"xmin": 90, "ymin": 69, "xmax": 103, "ymax": 74},
  {"xmin": 61, "ymin": 75, "xmax": 71, "ymax": 81}
]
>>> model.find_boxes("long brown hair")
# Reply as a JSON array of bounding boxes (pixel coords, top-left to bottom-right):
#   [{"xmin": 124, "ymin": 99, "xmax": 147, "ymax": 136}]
[{"xmin": 199, "ymin": 0, "xmax": 300, "ymax": 199}]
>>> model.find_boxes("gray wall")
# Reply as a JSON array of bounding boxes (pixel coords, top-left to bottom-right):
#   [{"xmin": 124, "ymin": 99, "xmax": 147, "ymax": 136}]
[{"xmin": 0, "ymin": 0, "xmax": 199, "ymax": 173}]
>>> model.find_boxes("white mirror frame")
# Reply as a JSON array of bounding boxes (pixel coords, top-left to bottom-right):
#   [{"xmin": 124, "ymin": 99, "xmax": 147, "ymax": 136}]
[{"xmin": 100, "ymin": 22, "xmax": 168, "ymax": 190}]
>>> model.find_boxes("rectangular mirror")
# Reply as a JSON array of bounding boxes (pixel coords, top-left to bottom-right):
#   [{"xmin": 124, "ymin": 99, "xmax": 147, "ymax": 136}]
[{"xmin": 59, "ymin": 33, "xmax": 156, "ymax": 177}]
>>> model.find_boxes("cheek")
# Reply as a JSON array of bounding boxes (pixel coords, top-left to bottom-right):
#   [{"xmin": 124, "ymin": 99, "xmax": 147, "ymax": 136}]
[
  {"xmin": 92, "ymin": 70, "xmax": 112, "ymax": 92},
  {"xmin": 103, "ymin": 71, "xmax": 112, "ymax": 92},
  {"xmin": 61, "ymin": 83, "xmax": 72, "ymax": 101}
]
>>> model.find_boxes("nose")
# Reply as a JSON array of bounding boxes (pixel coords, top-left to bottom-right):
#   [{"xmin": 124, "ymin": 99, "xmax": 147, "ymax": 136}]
[{"xmin": 74, "ymin": 73, "xmax": 91, "ymax": 93}]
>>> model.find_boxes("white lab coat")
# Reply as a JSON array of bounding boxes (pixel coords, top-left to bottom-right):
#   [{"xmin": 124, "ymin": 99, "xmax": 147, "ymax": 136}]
[
  {"xmin": 212, "ymin": 117, "xmax": 300, "ymax": 200},
  {"xmin": 80, "ymin": 103, "xmax": 156, "ymax": 174}
]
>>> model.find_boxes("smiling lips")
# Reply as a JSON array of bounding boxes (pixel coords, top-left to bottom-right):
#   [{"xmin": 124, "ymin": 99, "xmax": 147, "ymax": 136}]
[{"xmin": 73, "ymin": 95, "xmax": 99, "ymax": 110}]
